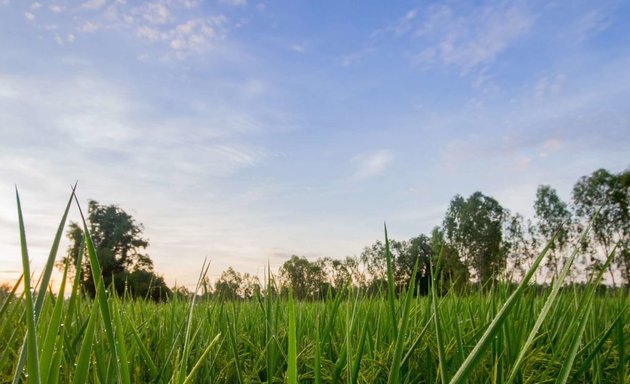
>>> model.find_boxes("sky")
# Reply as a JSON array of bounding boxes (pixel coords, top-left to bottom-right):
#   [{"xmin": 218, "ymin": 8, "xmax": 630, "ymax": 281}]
[{"xmin": 1, "ymin": 0, "xmax": 629, "ymax": 289}]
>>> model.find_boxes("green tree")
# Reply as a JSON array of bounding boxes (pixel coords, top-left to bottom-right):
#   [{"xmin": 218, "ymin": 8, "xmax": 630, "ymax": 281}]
[
  {"xmin": 534, "ymin": 185, "xmax": 573, "ymax": 280},
  {"xmin": 503, "ymin": 214, "xmax": 539, "ymax": 282},
  {"xmin": 63, "ymin": 200, "xmax": 169, "ymax": 299},
  {"xmin": 279, "ymin": 255, "xmax": 325, "ymax": 300},
  {"xmin": 572, "ymin": 168, "xmax": 630, "ymax": 287},
  {"xmin": 214, "ymin": 267, "xmax": 243, "ymax": 301},
  {"xmin": 429, "ymin": 226, "xmax": 469, "ymax": 292},
  {"xmin": 443, "ymin": 192, "xmax": 508, "ymax": 285}
]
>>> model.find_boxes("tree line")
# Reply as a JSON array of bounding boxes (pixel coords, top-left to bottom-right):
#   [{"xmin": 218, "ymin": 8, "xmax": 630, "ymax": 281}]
[{"xmin": 62, "ymin": 167, "xmax": 629, "ymax": 301}]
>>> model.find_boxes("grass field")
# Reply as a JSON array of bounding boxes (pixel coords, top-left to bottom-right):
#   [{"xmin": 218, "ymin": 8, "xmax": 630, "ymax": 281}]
[{"xmin": 1, "ymin": 190, "xmax": 628, "ymax": 383}]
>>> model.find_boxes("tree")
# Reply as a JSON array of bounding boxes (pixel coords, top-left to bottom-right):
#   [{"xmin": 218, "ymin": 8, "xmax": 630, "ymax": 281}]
[
  {"xmin": 395, "ymin": 235, "xmax": 432, "ymax": 294},
  {"xmin": 63, "ymin": 200, "xmax": 170, "ymax": 299},
  {"xmin": 214, "ymin": 267, "xmax": 243, "ymax": 301},
  {"xmin": 429, "ymin": 226, "xmax": 468, "ymax": 292},
  {"xmin": 443, "ymin": 192, "xmax": 508, "ymax": 285},
  {"xmin": 279, "ymin": 255, "xmax": 326, "ymax": 300},
  {"xmin": 503, "ymin": 214, "xmax": 539, "ymax": 282},
  {"xmin": 572, "ymin": 168, "xmax": 630, "ymax": 286},
  {"xmin": 534, "ymin": 185, "xmax": 573, "ymax": 280}
]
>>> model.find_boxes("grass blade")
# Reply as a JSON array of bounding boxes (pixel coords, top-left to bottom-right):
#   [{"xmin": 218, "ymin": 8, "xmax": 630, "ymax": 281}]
[
  {"xmin": 73, "ymin": 300, "xmax": 99, "ymax": 384},
  {"xmin": 384, "ymin": 223, "xmax": 398, "ymax": 339},
  {"xmin": 182, "ymin": 333, "xmax": 221, "ymax": 384},
  {"xmin": 449, "ymin": 231, "xmax": 560, "ymax": 384},
  {"xmin": 287, "ymin": 286, "xmax": 298, "ymax": 384},
  {"xmin": 14, "ymin": 187, "xmax": 40, "ymax": 384}
]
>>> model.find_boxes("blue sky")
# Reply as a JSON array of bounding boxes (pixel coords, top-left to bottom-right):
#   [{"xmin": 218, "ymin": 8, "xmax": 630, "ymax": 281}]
[{"xmin": 1, "ymin": 0, "xmax": 629, "ymax": 288}]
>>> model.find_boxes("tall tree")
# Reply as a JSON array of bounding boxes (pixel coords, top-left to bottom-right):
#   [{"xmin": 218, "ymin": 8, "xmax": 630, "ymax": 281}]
[
  {"xmin": 572, "ymin": 168, "xmax": 630, "ymax": 286},
  {"xmin": 429, "ymin": 226, "xmax": 469, "ymax": 292},
  {"xmin": 503, "ymin": 214, "xmax": 540, "ymax": 282},
  {"xmin": 443, "ymin": 192, "xmax": 508, "ymax": 285},
  {"xmin": 64, "ymin": 200, "xmax": 169, "ymax": 299},
  {"xmin": 279, "ymin": 255, "xmax": 325, "ymax": 300},
  {"xmin": 214, "ymin": 267, "xmax": 243, "ymax": 301},
  {"xmin": 534, "ymin": 185, "xmax": 573, "ymax": 280}
]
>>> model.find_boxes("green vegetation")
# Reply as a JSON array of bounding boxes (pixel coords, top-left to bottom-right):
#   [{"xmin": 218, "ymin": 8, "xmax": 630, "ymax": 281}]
[{"xmin": 1, "ymin": 166, "xmax": 628, "ymax": 383}]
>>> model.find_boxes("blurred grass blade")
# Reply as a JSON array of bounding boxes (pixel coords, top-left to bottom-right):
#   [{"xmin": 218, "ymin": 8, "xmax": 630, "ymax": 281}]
[
  {"xmin": 287, "ymin": 286, "xmax": 298, "ymax": 384},
  {"xmin": 111, "ymin": 295, "xmax": 131, "ymax": 384},
  {"xmin": 73, "ymin": 300, "xmax": 99, "ymax": 384},
  {"xmin": 384, "ymin": 223, "xmax": 398, "ymax": 339},
  {"xmin": 569, "ymin": 307, "xmax": 626, "ymax": 383},
  {"xmin": 14, "ymin": 187, "xmax": 40, "ymax": 384},
  {"xmin": 506, "ymin": 224, "xmax": 594, "ymax": 384},
  {"xmin": 74, "ymin": 193, "xmax": 123, "ymax": 383},
  {"xmin": 449, "ymin": 231, "xmax": 559, "ymax": 384},
  {"xmin": 388, "ymin": 258, "xmax": 418, "ymax": 384},
  {"xmin": 182, "ymin": 333, "xmax": 221, "ymax": 384},
  {"xmin": 0, "ymin": 274, "xmax": 23, "ymax": 321},
  {"xmin": 432, "ymin": 249, "xmax": 448, "ymax": 383},
  {"xmin": 40, "ymin": 261, "xmax": 69, "ymax": 383},
  {"xmin": 555, "ymin": 244, "xmax": 618, "ymax": 384}
]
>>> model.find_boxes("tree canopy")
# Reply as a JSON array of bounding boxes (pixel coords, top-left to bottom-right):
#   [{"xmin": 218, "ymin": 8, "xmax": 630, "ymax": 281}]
[{"xmin": 63, "ymin": 200, "xmax": 170, "ymax": 300}]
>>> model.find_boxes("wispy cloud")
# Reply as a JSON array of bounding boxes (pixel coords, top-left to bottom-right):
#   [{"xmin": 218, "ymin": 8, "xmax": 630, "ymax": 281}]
[
  {"xmin": 14, "ymin": 0, "xmax": 231, "ymax": 60},
  {"xmin": 219, "ymin": 0, "xmax": 247, "ymax": 6},
  {"xmin": 81, "ymin": 0, "xmax": 107, "ymax": 11},
  {"xmin": 408, "ymin": 2, "xmax": 534, "ymax": 73},
  {"xmin": 351, "ymin": 150, "xmax": 393, "ymax": 180}
]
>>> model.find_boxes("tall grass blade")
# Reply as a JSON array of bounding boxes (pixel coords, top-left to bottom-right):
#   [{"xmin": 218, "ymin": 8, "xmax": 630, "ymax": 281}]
[
  {"xmin": 506, "ymin": 225, "xmax": 594, "ymax": 383},
  {"xmin": 555, "ymin": 245, "xmax": 618, "ymax": 384},
  {"xmin": 74, "ymin": 194, "xmax": 123, "ymax": 383},
  {"xmin": 14, "ymin": 187, "xmax": 40, "ymax": 384},
  {"xmin": 388, "ymin": 258, "xmax": 419, "ymax": 384},
  {"xmin": 111, "ymin": 295, "xmax": 131, "ymax": 384},
  {"xmin": 432, "ymin": 249, "xmax": 448, "ymax": 383},
  {"xmin": 182, "ymin": 333, "xmax": 221, "ymax": 384},
  {"xmin": 40, "ymin": 261, "xmax": 69, "ymax": 383},
  {"xmin": 287, "ymin": 286, "xmax": 298, "ymax": 384},
  {"xmin": 0, "ymin": 274, "xmax": 22, "ymax": 321},
  {"xmin": 568, "ymin": 307, "xmax": 626, "ymax": 383},
  {"xmin": 384, "ymin": 223, "xmax": 398, "ymax": 339},
  {"xmin": 73, "ymin": 300, "xmax": 99, "ymax": 384},
  {"xmin": 449, "ymin": 232, "xmax": 559, "ymax": 384}
]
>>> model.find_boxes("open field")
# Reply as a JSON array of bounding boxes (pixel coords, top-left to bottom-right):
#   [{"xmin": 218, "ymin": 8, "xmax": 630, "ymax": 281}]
[
  {"xmin": 0, "ymin": 191, "xmax": 627, "ymax": 384},
  {"xmin": 1, "ymin": 278, "xmax": 628, "ymax": 383}
]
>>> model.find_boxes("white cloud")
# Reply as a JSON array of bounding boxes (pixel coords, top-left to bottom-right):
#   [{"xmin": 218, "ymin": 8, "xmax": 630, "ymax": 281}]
[
  {"xmin": 141, "ymin": 2, "xmax": 170, "ymax": 24},
  {"xmin": 571, "ymin": 9, "xmax": 612, "ymax": 44},
  {"xmin": 219, "ymin": 0, "xmax": 247, "ymax": 6},
  {"xmin": 384, "ymin": 3, "xmax": 534, "ymax": 74},
  {"xmin": 48, "ymin": 4, "xmax": 64, "ymax": 13},
  {"xmin": 290, "ymin": 43, "xmax": 306, "ymax": 53},
  {"xmin": 80, "ymin": 22, "xmax": 100, "ymax": 33},
  {"xmin": 533, "ymin": 74, "xmax": 566, "ymax": 100},
  {"xmin": 414, "ymin": 3, "xmax": 534, "ymax": 73},
  {"xmin": 137, "ymin": 25, "xmax": 160, "ymax": 41},
  {"xmin": 351, "ymin": 150, "xmax": 393, "ymax": 180},
  {"xmin": 135, "ymin": 17, "xmax": 228, "ymax": 58},
  {"xmin": 30, "ymin": 2, "xmax": 42, "ymax": 11},
  {"xmin": 24, "ymin": 11, "xmax": 35, "ymax": 21},
  {"xmin": 82, "ymin": 0, "xmax": 107, "ymax": 10}
]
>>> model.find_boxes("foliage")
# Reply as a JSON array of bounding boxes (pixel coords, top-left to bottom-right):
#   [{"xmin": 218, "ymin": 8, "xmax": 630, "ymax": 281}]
[
  {"xmin": 3, "ymin": 192, "xmax": 628, "ymax": 383},
  {"xmin": 279, "ymin": 255, "xmax": 326, "ymax": 300},
  {"xmin": 573, "ymin": 168, "xmax": 630, "ymax": 286},
  {"xmin": 534, "ymin": 185, "xmax": 573, "ymax": 279},
  {"xmin": 63, "ymin": 200, "xmax": 170, "ymax": 299},
  {"xmin": 443, "ymin": 192, "xmax": 509, "ymax": 284}
]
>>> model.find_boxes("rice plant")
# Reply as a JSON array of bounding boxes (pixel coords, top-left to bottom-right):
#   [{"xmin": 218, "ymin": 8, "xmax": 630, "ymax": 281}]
[{"xmin": 1, "ymin": 190, "xmax": 627, "ymax": 383}]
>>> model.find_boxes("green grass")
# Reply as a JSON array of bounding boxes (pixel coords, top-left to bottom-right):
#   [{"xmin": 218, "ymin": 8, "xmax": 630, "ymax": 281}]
[{"xmin": 1, "ymin": 191, "xmax": 628, "ymax": 383}]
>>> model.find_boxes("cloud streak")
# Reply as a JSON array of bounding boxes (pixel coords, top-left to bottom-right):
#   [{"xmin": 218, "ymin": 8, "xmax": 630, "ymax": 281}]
[{"xmin": 351, "ymin": 150, "xmax": 393, "ymax": 181}]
